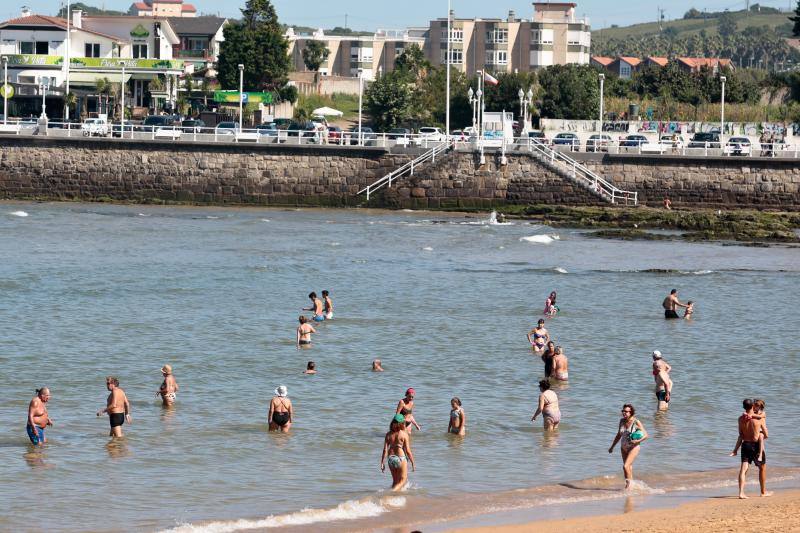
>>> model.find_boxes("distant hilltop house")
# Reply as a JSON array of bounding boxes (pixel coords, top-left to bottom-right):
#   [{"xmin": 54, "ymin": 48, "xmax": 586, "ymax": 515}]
[
  {"xmin": 130, "ymin": 0, "xmax": 197, "ymax": 18},
  {"xmin": 592, "ymin": 55, "xmax": 735, "ymax": 78}
]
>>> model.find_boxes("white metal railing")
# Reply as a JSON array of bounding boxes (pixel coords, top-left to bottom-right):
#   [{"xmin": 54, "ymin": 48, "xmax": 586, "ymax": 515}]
[
  {"xmin": 520, "ymin": 137, "xmax": 638, "ymax": 205},
  {"xmin": 358, "ymin": 139, "xmax": 454, "ymax": 201}
]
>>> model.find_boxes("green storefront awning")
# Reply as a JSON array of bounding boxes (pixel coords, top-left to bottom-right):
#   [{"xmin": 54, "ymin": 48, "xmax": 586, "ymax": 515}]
[{"xmin": 68, "ymin": 72, "xmax": 132, "ymax": 86}]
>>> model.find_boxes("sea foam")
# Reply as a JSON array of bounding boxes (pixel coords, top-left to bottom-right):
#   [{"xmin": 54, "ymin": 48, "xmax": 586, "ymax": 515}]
[
  {"xmin": 520, "ymin": 234, "xmax": 560, "ymax": 244},
  {"xmin": 9, "ymin": 210, "xmax": 28, "ymax": 217}
]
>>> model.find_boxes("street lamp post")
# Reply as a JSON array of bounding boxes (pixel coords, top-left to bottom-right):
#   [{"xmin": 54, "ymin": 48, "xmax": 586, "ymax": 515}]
[
  {"xmin": 517, "ymin": 87, "xmax": 534, "ymax": 134},
  {"xmin": 2, "ymin": 56, "xmax": 7, "ymax": 125},
  {"xmin": 467, "ymin": 87, "xmax": 475, "ymax": 131},
  {"xmin": 445, "ymin": 0, "xmax": 451, "ymax": 141},
  {"xmin": 65, "ymin": 0, "xmax": 71, "ymax": 122},
  {"xmin": 120, "ymin": 65, "xmax": 125, "ymax": 138},
  {"xmin": 357, "ymin": 68, "xmax": 364, "ymax": 146},
  {"xmin": 476, "ymin": 70, "xmax": 485, "ymax": 164},
  {"xmin": 720, "ymin": 75, "xmax": 726, "ymax": 149},
  {"xmin": 238, "ymin": 64, "xmax": 244, "ymax": 133},
  {"xmin": 40, "ymin": 78, "xmax": 50, "ymax": 118},
  {"xmin": 598, "ymin": 73, "xmax": 605, "ymax": 133}
]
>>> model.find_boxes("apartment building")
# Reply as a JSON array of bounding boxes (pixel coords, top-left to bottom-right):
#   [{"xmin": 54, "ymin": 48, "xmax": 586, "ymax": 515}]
[
  {"xmin": 129, "ymin": 0, "xmax": 197, "ymax": 18},
  {"xmin": 425, "ymin": 2, "xmax": 590, "ymax": 74},
  {"xmin": 286, "ymin": 28, "xmax": 426, "ymax": 81}
]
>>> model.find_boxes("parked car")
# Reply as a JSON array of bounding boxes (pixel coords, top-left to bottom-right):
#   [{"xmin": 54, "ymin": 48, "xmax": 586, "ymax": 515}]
[
  {"xmin": 688, "ymin": 132, "xmax": 721, "ymax": 149},
  {"xmin": 181, "ymin": 119, "xmax": 206, "ymax": 133},
  {"xmin": 286, "ymin": 121, "xmax": 318, "ymax": 140},
  {"xmin": 586, "ymin": 133, "xmax": 612, "ymax": 152},
  {"xmin": 136, "ymin": 115, "xmax": 175, "ymax": 132},
  {"xmin": 552, "ymin": 132, "xmax": 580, "ymax": 150},
  {"xmin": 620, "ymin": 134, "xmax": 648, "ymax": 148},
  {"xmin": 110, "ymin": 123, "xmax": 134, "ymax": 137},
  {"xmin": 416, "ymin": 126, "xmax": 444, "ymax": 145},
  {"xmin": 725, "ymin": 136, "xmax": 752, "ymax": 156},
  {"xmin": 387, "ymin": 127, "xmax": 412, "ymax": 139},
  {"xmin": 273, "ymin": 118, "xmax": 293, "ymax": 130},
  {"xmin": 659, "ymin": 134, "xmax": 684, "ymax": 149},
  {"xmin": 81, "ymin": 118, "xmax": 109, "ymax": 137},
  {"xmin": 214, "ymin": 121, "xmax": 240, "ymax": 137},
  {"xmin": 326, "ymin": 125, "xmax": 343, "ymax": 144},
  {"xmin": 526, "ymin": 130, "xmax": 547, "ymax": 143},
  {"xmin": 347, "ymin": 126, "xmax": 377, "ymax": 145},
  {"xmin": 256, "ymin": 123, "xmax": 279, "ymax": 137}
]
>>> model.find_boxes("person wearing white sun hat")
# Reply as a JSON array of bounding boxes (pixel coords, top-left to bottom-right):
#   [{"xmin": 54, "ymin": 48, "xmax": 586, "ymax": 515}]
[{"xmin": 268, "ymin": 386, "xmax": 293, "ymax": 432}]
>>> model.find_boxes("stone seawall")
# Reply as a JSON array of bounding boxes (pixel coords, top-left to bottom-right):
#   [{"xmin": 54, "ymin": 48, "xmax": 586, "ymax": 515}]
[{"xmin": 1, "ymin": 137, "xmax": 799, "ymax": 209}]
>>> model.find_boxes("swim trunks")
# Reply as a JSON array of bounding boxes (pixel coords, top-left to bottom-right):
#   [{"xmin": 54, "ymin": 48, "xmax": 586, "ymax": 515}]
[
  {"xmin": 26, "ymin": 424, "xmax": 45, "ymax": 445},
  {"xmin": 109, "ymin": 413, "xmax": 125, "ymax": 428},
  {"xmin": 656, "ymin": 389, "xmax": 669, "ymax": 402},
  {"xmin": 313, "ymin": 315, "xmax": 325, "ymax": 322},
  {"xmin": 664, "ymin": 310, "xmax": 680, "ymax": 319},
  {"xmin": 741, "ymin": 441, "xmax": 765, "ymax": 466},
  {"xmin": 298, "ymin": 340, "xmax": 311, "ymax": 345}
]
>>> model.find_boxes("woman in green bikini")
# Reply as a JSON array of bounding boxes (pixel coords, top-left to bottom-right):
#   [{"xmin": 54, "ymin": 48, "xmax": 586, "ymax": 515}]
[
  {"xmin": 381, "ymin": 414, "xmax": 415, "ymax": 490},
  {"xmin": 608, "ymin": 403, "xmax": 648, "ymax": 490}
]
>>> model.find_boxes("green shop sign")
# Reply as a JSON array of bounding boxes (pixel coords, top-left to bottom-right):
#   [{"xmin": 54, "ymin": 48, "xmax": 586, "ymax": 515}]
[
  {"xmin": 130, "ymin": 24, "xmax": 150, "ymax": 38},
  {"xmin": 214, "ymin": 90, "xmax": 273, "ymax": 104},
  {"xmin": 4, "ymin": 55, "xmax": 183, "ymax": 70}
]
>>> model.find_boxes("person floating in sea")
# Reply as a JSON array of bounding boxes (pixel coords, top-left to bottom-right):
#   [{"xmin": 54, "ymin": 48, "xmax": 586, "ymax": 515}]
[
  {"xmin": 609, "ymin": 404, "xmax": 648, "ymax": 490},
  {"xmin": 396, "ymin": 388, "xmax": 421, "ymax": 431},
  {"xmin": 156, "ymin": 364, "xmax": 179, "ymax": 406},
  {"xmin": 381, "ymin": 413, "xmax": 415, "ymax": 491},
  {"xmin": 551, "ymin": 346, "xmax": 569, "ymax": 382},
  {"xmin": 730, "ymin": 398, "xmax": 769, "ymax": 498},
  {"xmin": 447, "ymin": 397, "xmax": 466, "ymax": 436},
  {"xmin": 541, "ymin": 341, "xmax": 556, "ymax": 378},
  {"xmin": 372, "ymin": 359, "xmax": 384, "ymax": 372},
  {"xmin": 543, "ymin": 291, "xmax": 559, "ymax": 317},
  {"xmin": 531, "ymin": 379, "xmax": 561, "ymax": 431},
  {"xmin": 684, "ymin": 300, "xmax": 694, "ymax": 320},
  {"xmin": 527, "ymin": 319, "xmax": 550, "ymax": 354},
  {"xmin": 662, "ymin": 289, "xmax": 689, "ymax": 319},
  {"xmin": 303, "ymin": 292, "xmax": 325, "ymax": 322},
  {"xmin": 296, "ymin": 315, "xmax": 316, "ymax": 349},
  {"xmin": 97, "ymin": 377, "xmax": 131, "ymax": 438},
  {"xmin": 304, "ymin": 361, "xmax": 317, "ymax": 374},
  {"xmin": 268, "ymin": 385, "xmax": 293, "ymax": 432},
  {"xmin": 652, "ymin": 351, "xmax": 672, "ymax": 411},
  {"xmin": 26, "ymin": 388, "xmax": 53, "ymax": 446},
  {"xmin": 322, "ymin": 290, "xmax": 334, "ymax": 320}
]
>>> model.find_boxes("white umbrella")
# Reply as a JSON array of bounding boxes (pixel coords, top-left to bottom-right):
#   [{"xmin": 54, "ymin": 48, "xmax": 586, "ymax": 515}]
[{"xmin": 311, "ymin": 106, "xmax": 343, "ymax": 117}]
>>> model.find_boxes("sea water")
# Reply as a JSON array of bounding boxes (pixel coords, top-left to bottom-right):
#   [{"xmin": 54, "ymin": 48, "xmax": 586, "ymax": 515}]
[{"xmin": 0, "ymin": 202, "xmax": 798, "ymax": 532}]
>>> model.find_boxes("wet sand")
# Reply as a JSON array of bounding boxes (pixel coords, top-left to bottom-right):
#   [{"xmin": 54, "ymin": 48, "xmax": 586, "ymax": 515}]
[{"xmin": 456, "ymin": 489, "xmax": 800, "ymax": 533}]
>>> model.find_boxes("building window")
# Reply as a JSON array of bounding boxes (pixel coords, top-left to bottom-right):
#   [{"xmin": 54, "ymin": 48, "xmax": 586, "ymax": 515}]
[
  {"xmin": 486, "ymin": 27, "xmax": 508, "ymax": 44},
  {"xmin": 620, "ymin": 65, "xmax": 631, "ymax": 77},
  {"xmin": 441, "ymin": 28, "xmax": 463, "ymax": 42},
  {"xmin": 133, "ymin": 44, "xmax": 148, "ymax": 58},
  {"xmin": 19, "ymin": 41, "xmax": 49, "ymax": 54},
  {"xmin": 85, "ymin": 43, "xmax": 101, "ymax": 57},
  {"xmin": 531, "ymin": 29, "xmax": 553, "ymax": 44},
  {"xmin": 485, "ymin": 50, "xmax": 507, "ymax": 65},
  {"xmin": 441, "ymin": 48, "xmax": 463, "ymax": 64}
]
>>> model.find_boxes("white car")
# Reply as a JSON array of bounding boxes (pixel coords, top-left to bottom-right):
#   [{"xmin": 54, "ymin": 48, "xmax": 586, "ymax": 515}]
[
  {"xmin": 81, "ymin": 118, "xmax": 109, "ymax": 137},
  {"xmin": 416, "ymin": 126, "xmax": 444, "ymax": 145}
]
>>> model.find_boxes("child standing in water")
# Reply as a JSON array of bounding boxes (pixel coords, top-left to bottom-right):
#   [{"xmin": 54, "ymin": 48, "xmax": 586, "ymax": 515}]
[{"xmin": 684, "ymin": 301, "xmax": 694, "ymax": 319}]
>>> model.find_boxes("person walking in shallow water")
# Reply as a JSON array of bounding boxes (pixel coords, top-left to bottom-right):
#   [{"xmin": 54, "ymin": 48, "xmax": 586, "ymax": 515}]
[
  {"xmin": 447, "ymin": 397, "xmax": 466, "ymax": 436},
  {"xmin": 662, "ymin": 289, "xmax": 688, "ymax": 319},
  {"xmin": 268, "ymin": 386, "xmax": 293, "ymax": 432},
  {"xmin": 396, "ymin": 388, "xmax": 421, "ymax": 431},
  {"xmin": 322, "ymin": 290, "xmax": 333, "ymax": 320},
  {"xmin": 527, "ymin": 319, "xmax": 550, "ymax": 354},
  {"xmin": 296, "ymin": 316, "xmax": 316, "ymax": 349},
  {"xmin": 26, "ymin": 388, "xmax": 53, "ymax": 446},
  {"xmin": 156, "ymin": 364, "xmax": 179, "ymax": 406},
  {"xmin": 381, "ymin": 414, "xmax": 415, "ymax": 491},
  {"xmin": 97, "ymin": 377, "xmax": 131, "ymax": 438},
  {"xmin": 531, "ymin": 380, "xmax": 561, "ymax": 431},
  {"xmin": 609, "ymin": 404, "xmax": 648, "ymax": 490}
]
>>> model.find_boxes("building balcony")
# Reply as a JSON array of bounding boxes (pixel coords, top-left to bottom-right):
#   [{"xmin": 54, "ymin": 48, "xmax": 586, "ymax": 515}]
[{"xmin": 176, "ymin": 49, "xmax": 212, "ymax": 60}]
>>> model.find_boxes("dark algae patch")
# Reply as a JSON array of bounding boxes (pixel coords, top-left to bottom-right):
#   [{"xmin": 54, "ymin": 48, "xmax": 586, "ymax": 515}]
[{"xmin": 498, "ymin": 205, "xmax": 800, "ymax": 244}]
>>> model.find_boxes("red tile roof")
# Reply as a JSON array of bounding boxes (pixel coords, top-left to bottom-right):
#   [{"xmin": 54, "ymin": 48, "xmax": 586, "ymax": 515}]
[
  {"xmin": 591, "ymin": 56, "xmax": 614, "ymax": 66},
  {"xmin": 647, "ymin": 56, "xmax": 668, "ymax": 67},
  {"xmin": 677, "ymin": 57, "xmax": 733, "ymax": 69},
  {"xmin": 618, "ymin": 56, "xmax": 641, "ymax": 66},
  {"xmin": 0, "ymin": 13, "xmax": 124, "ymax": 42},
  {"xmin": 181, "ymin": 4, "xmax": 197, "ymax": 12},
  {"xmin": 133, "ymin": 2, "xmax": 150, "ymax": 9}
]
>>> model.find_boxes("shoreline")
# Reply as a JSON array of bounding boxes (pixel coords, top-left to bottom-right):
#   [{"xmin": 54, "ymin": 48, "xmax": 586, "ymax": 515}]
[
  {"xmin": 451, "ymin": 488, "xmax": 800, "ymax": 533},
  {"xmin": 3, "ymin": 199, "xmax": 799, "ymax": 244}
]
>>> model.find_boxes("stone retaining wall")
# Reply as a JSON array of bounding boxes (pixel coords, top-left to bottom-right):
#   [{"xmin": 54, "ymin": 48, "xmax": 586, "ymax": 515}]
[{"xmin": 1, "ymin": 137, "xmax": 799, "ymax": 209}]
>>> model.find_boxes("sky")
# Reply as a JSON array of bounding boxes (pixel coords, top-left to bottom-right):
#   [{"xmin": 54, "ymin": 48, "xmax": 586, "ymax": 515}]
[{"xmin": 3, "ymin": 0, "xmax": 794, "ymax": 30}]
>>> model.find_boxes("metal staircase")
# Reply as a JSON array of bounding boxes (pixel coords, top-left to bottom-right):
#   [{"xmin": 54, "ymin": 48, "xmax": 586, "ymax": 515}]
[
  {"xmin": 523, "ymin": 140, "xmax": 638, "ymax": 205},
  {"xmin": 358, "ymin": 140, "xmax": 454, "ymax": 201}
]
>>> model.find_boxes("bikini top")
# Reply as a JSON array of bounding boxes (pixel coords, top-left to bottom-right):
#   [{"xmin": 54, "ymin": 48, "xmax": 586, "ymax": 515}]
[
  {"xmin": 400, "ymin": 401, "xmax": 412, "ymax": 415},
  {"xmin": 450, "ymin": 408, "xmax": 461, "ymax": 419}
]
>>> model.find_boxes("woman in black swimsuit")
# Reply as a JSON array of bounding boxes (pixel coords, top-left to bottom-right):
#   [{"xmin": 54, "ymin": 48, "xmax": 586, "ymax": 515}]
[
  {"xmin": 541, "ymin": 341, "xmax": 556, "ymax": 378},
  {"xmin": 268, "ymin": 385, "xmax": 293, "ymax": 432}
]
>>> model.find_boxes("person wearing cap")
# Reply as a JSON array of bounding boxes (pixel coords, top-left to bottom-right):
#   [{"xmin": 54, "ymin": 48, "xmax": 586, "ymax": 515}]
[
  {"xmin": 156, "ymin": 365, "xmax": 179, "ymax": 406},
  {"xmin": 396, "ymin": 388, "xmax": 421, "ymax": 431},
  {"xmin": 268, "ymin": 385, "xmax": 293, "ymax": 432},
  {"xmin": 652, "ymin": 351, "xmax": 672, "ymax": 410},
  {"xmin": 381, "ymin": 413, "xmax": 415, "ymax": 491},
  {"xmin": 26, "ymin": 387, "xmax": 53, "ymax": 446}
]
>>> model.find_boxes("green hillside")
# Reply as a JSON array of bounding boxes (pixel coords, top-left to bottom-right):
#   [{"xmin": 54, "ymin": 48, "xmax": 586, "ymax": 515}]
[{"xmin": 594, "ymin": 10, "xmax": 792, "ymax": 40}]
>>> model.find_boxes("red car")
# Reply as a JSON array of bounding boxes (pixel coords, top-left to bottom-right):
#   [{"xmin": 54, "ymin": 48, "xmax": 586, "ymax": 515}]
[{"xmin": 327, "ymin": 126, "xmax": 342, "ymax": 144}]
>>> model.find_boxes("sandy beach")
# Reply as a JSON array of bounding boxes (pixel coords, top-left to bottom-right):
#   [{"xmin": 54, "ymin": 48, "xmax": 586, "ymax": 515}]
[{"xmin": 457, "ymin": 489, "xmax": 800, "ymax": 533}]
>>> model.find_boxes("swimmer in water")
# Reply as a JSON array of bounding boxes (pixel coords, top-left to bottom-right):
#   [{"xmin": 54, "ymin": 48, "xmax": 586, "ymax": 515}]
[
  {"xmin": 541, "ymin": 341, "xmax": 556, "ymax": 378},
  {"xmin": 447, "ymin": 397, "xmax": 466, "ymax": 436},
  {"xmin": 304, "ymin": 361, "xmax": 317, "ymax": 374},
  {"xmin": 531, "ymin": 379, "xmax": 561, "ymax": 431},
  {"xmin": 156, "ymin": 364, "xmax": 179, "ymax": 406},
  {"xmin": 372, "ymin": 359, "xmax": 384, "ymax": 372},
  {"xmin": 303, "ymin": 292, "xmax": 325, "ymax": 322},
  {"xmin": 296, "ymin": 315, "xmax": 316, "ymax": 349},
  {"xmin": 396, "ymin": 388, "xmax": 421, "ymax": 431},
  {"xmin": 527, "ymin": 319, "xmax": 550, "ymax": 354},
  {"xmin": 609, "ymin": 403, "xmax": 648, "ymax": 490},
  {"xmin": 322, "ymin": 290, "xmax": 333, "ymax": 320},
  {"xmin": 551, "ymin": 346, "xmax": 569, "ymax": 382},
  {"xmin": 381, "ymin": 414, "xmax": 415, "ymax": 491},
  {"xmin": 684, "ymin": 301, "xmax": 694, "ymax": 320},
  {"xmin": 268, "ymin": 385, "xmax": 293, "ymax": 432},
  {"xmin": 26, "ymin": 388, "xmax": 53, "ymax": 446},
  {"xmin": 543, "ymin": 291, "xmax": 559, "ymax": 316},
  {"xmin": 652, "ymin": 351, "xmax": 672, "ymax": 410}
]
